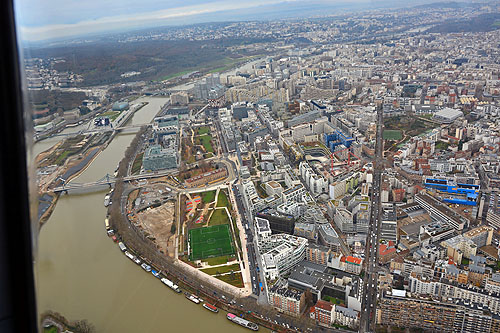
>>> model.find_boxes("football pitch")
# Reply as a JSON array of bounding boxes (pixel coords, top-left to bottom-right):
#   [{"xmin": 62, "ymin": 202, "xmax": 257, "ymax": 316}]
[{"xmin": 189, "ymin": 224, "xmax": 235, "ymax": 261}]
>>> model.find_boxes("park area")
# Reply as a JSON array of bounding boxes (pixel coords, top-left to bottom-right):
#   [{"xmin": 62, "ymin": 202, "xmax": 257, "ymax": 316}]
[
  {"xmin": 181, "ymin": 126, "xmax": 216, "ymax": 163},
  {"xmin": 189, "ymin": 224, "xmax": 235, "ymax": 261},
  {"xmin": 384, "ymin": 115, "xmax": 436, "ymax": 138},
  {"xmin": 383, "ymin": 130, "xmax": 402, "ymax": 140},
  {"xmin": 195, "ymin": 134, "xmax": 214, "ymax": 153},
  {"xmin": 100, "ymin": 110, "xmax": 121, "ymax": 122}
]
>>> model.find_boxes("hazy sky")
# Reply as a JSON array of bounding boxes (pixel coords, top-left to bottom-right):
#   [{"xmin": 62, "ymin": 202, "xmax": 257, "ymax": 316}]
[{"xmin": 14, "ymin": 0, "xmax": 380, "ymax": 42}]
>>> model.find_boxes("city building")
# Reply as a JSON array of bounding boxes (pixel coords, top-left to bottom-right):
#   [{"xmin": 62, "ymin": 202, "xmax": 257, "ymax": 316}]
[
  {"xmin": 257, "ymin": 223, "xmax": 308, "ymax": 279},
  {"xmin": 312, "ymin": 300, "xmax": 333, "ymax": 326},
  {"xmin": 268, "ymin": 279, "xmax": 305, "ymax": 317},
  {"xmin": 142, "ymin": 145, "xmax": 177, "ymax": 171}
]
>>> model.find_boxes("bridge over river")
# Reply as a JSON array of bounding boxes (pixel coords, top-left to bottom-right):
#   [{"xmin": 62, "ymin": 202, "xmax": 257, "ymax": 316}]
[{"xmin": 52, "ymin": 169, "xmax": 178, "ymax": 194}]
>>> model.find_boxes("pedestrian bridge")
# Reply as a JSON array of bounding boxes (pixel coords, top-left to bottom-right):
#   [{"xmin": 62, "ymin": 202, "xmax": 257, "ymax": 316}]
[
  {"xmin": 52, "ymin": 169, "xmax": 178, "ymax": 194},
  {"xmin": 50, "ymin": 123, "xmax": 151, "ymax": 138}
]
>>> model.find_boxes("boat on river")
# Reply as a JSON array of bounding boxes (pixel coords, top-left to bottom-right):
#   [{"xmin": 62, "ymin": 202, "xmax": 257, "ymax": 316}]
[
  {"xmin": 226, "ymin": 313, "xmax": 258, "ymax": 331},
  {"xmin": 184, "ymin": 292, "xmax": 200, "ymax": 304},
  {"xmin": 104, "ymin": 194, "xmax": 111, "ymax": 207},
  {"xmin": 202, "ymin": 303, "xmax": 218, "ymax": 313},
  {"xmin": 161, "ymin": 277, "xmax": 181, "ymax": 293}
]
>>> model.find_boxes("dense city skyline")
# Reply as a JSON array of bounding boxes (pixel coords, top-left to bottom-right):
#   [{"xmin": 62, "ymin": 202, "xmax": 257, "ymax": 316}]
[
  {"xmin": 28, "ymin": 1, "xmax": 500, "ymax": 332},
  {"xmin": 16, "ymin": 0, "xmax": 449, "ymax": 42}
]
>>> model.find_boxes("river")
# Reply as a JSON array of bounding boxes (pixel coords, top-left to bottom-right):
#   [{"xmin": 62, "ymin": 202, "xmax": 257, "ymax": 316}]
[{"xmin": 35, "ymin": 96, "xmax": 256, "ymax": 332}]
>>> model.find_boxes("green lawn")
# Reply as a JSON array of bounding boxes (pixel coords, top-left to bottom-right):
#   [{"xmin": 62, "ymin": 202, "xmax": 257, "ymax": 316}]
[
  {"xmin": 435, "ymin": 141, "xmax": 450, "ymax": 150},
  {"xmin": 197, "ymin": 135, "xmax": 214, "ymax": 153},
  {"xmin": 101, "ymin": 111, "xmax": 121, "ymax": 122},
  {"xmin": 322, "ymin": 295, "xmax": 344, "ymax": 305},
  {"xmin": 157, "ymin": 69, "xmax": 194, "ymax": 82},
  {"xmin": 207, "ymin": 55, "xmax": 261, "ymax": 74},
  {"xmin": 200, "ymin": 263, "xmax": 241, "ymax": 275},
  {"xmin": 216, "ymin": 272, "xmax": 244, "ymax": 288},
  {"xmin": 131, "ymin": 152, "xmax": 144, "ymax": 174},
  {"xmin": 204, "ymin": 255, "xmax": 230, "ymax": 266},
  {"xmin": 189, "ymin": 224, "xmax": 234, "ymax": 261},
  {"xmin": 231, "ymin": 215, "xmax": 242, "ymax": 253},
  {"xmin": 43, "ymin": 327, "xmax": 58, "ymax": 333},
  {"xmin": 55, "ymin": 150, "xmax": 71, "ymax": 165},
  {"xmin": 216, "ymin": 190, "xmax": 231, "ymax": 208},
  {"xmin": 383, "ymin": 130, "xmax": 402, "ymax": 140},
  {"xmin": 196, "ymin": 126, "xmax": 210, "ymax": 135},
  {"xmin": 201, "ymin": 190, "xmax": 216, "ymax": 203},
  {"xmin": 209, "ymin": 208, "xmax": 230, "ymax": 226}
]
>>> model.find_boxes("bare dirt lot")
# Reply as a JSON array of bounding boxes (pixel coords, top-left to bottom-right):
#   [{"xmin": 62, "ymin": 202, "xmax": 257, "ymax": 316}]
[{"xmin": 135, "ymin": 200, "xmax": 175, "ymax": 257}]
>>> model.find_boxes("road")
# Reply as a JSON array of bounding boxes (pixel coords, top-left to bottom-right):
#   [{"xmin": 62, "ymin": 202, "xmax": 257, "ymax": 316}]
[
  {"xmin": 360, "ymin": 105, "xmax": 384, "ymax": 333},
  {"xmin": 211, "ymin": 112, "xmax": 264, "ymax": 299},
  {"xmin": 232, "ymin": 184, "xmax": 261, "ymax": 297}
]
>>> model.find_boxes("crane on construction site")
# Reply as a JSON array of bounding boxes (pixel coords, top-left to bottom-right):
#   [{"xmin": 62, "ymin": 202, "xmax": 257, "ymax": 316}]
[{"xmin": 330, "ymin": 147, "xmax": 361, "ymax": 173}]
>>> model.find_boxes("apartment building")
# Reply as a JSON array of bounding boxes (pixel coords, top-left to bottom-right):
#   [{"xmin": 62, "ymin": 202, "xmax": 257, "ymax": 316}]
[
  {"xmin": 312, "ymin": 300, "xmax": 333, "ymax": 326},
  {"xmin": 258, "ymin": 226, "xmax": 308, "ymax": 279},
  {"xmin": 268, "ymin": 280, "xmax": 305, "ymax": 317},
  {"xmin": 332, "ymin": 305, "xmax": 359, "ymax": 329},
  {"xmin": 377, "ymin": 292, "xmax": 496, "ymax": 333},
  {"xmin": 463, "ymin": 225, "xmax": 493, "ymax": 248},
  {"xmin": 306, "ymin": 243, "xmax": 332, "ymax": 266},
  {"xmin": 440, "ymin": 235, "xmax": 478, "ymax": 263},
  {"xmin": 281, "ymin": 184, "xmax": 306, "ymax": 204}
]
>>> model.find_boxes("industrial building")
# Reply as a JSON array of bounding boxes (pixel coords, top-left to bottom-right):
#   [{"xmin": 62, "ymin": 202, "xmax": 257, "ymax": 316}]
[
  {"xmin": 432, "ymin": 108, "xmax": 463, "ymax": 124},
  {"xmin": 424, "ymin": 177, "xmax": 479, "ymax": 206}
]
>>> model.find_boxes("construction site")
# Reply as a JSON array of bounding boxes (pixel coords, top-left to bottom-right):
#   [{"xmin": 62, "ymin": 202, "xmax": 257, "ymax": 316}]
[{"xmin": 293, "ymin": 128, "xmax": 363, "ymax": 179}]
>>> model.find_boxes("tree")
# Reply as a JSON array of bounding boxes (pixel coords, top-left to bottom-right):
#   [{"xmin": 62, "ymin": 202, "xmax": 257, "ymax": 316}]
[
  {"xmin": 170, "ymin": 223, "xmax": 176, "ymax": 234},
  {"xmin": 304, "ymin": 289, "xmax": 314, "ymax": 309},
  {"xmin": 199, "ymin": 159, "xmax": 209, "ymax": 171},
  {"xmin": 73, "ymin": 319, "xmax": 95, "ymax": 333}
]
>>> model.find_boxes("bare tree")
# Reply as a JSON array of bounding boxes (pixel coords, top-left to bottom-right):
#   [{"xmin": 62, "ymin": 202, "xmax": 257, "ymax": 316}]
[
  {"xmin": 304, "ymin": 289, "xmax": 315, "ymax": 309},
  {"xmin": 72, "ymin": 319, "xmax": 96, "ymax": 333}
]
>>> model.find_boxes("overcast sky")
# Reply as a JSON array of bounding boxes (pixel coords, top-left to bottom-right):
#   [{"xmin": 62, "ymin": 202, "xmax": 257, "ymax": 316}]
[{"xmin": 14, "ymin": 0, "xmax": 389, "ymax": 42}]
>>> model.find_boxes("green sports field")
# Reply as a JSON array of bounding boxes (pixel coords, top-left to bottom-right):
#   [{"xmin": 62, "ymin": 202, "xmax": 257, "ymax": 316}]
[
  {"xmin": 189, "ymin": 224, "xmax": 234, "ymax": 261},
  {"xmin": 383, "ymin": 130, "xmax": 402, "ymax": 140}
]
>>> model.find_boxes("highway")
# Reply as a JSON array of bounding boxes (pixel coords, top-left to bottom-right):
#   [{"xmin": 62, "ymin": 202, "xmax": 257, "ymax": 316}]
[{"xmin": 360, "ymin": 105, "xmax": 384, "ymax": 333}]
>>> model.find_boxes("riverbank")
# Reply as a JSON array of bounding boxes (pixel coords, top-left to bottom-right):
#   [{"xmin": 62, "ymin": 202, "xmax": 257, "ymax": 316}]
[
  {"xmin": 107, "ymin": 134, "xmax": 308, "ymax": 333},
  {"xmin": 37, "ymin": 100, "xmax": 149, "ymax": 227},
  {"xmin": 38, "ymin": 145, "xmax": 104, "ymax": 226},
  {"xmin": 107, "ymin": 209, "xmax": 297, "ymax": 333},
  {"xmin": 35, "ymin": 95, "xmax": 313, "ymax": 333},
  {"xmin": 41, "ymin": 310, "xmax": 95, "ymax": 333}
]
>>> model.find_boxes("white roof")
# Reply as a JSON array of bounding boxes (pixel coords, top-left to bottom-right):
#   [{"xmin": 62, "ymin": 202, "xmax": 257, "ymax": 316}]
[
  {"xmin": 392, "ymin": 289, "xmax": 406, "ymax": 297},
  {"xmin": 435, "ymin": 108, "xmax": 463, "ymax": 119}
]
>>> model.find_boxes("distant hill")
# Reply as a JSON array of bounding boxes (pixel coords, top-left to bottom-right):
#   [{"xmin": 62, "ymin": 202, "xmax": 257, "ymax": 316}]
[
  {"xmin": 426, "ymin": 13, "xmax": 500, "ymax": 33},
  {"xmin": 26, "ymin": 38, "xmax": 272, "ymax": 86},
  {"xmin": 413, "ymin": 1, "xmax": 479, "ymax": 9}
]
